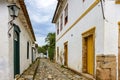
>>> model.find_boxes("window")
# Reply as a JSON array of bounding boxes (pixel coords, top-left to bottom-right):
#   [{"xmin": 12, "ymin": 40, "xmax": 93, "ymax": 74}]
[
  {"xmin": 57, "ymin": 22, "xmax": 59, "ymax": 35},
  {"xmin": 60, "ymin": 14, "xmax": 63, "ymax": 31},
  {"xmin": 64, "ymin": 4, "xmax": 68, "ymax": 25},
  {"xmin": 27, "ymin": 41, "xmax": 29, "ymax": 59}
]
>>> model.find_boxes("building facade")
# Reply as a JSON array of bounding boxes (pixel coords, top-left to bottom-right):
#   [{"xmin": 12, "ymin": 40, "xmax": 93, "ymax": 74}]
[
  {"xmin": 0, "ymin": 0, "xmax": 36, "ymax": 80},
  {"xmin": 52, "ymin": 0, "xmax": 120, "ymax": 79}
]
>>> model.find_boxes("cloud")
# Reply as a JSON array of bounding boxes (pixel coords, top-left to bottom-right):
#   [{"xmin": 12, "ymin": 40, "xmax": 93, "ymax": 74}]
[
  {"xmin": 46, "ymin": 24, "xmax": 56, "ymax": 32},
  {"xmin": 25, "ymin": 0, "xmax": 57, "ymax": 46},
  {"xmin": 25, "ymin": 0, "xmax": 57, "ymax": 24},
  {"xmin": 36, "ymin": 36, "xmax": 47, "ymax": 46},
  {"xmin": 31, "ymin": 14, "xmax": 50, "ymax": 23},
  {"xmin": 34, "ymin": 0, "xmax": 57, "ymax": 9}
]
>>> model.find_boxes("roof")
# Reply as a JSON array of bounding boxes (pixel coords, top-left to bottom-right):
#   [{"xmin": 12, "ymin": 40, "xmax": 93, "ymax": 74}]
[
  {"xmin": 52, "ymin": 1, "xmax": 61, "ymax": 23},
  {"xmin": 19, "ymin": 0, "xmax": 36, "ymax": 41},
  {"xmin": 52, "ymin": 0, "xmax": 67, "ymax": 23}
]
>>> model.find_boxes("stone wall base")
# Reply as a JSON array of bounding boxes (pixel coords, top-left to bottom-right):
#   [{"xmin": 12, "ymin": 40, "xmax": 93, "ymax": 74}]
[{"xmin": 96, "ymin": 54, "xmax": 116, "ymax": 80}]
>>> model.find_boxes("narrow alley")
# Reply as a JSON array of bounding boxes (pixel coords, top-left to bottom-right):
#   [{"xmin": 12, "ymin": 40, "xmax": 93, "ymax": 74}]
[
  {"xmin": 34, "ymin": 59, "xmax": 88, "ymax": 80},
  {"xmin": 17, "ymin": 58, "xmax": 89, "ymax": 80}
]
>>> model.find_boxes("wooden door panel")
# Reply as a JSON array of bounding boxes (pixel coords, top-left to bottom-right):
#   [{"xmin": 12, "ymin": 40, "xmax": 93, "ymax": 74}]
[
  {"xmin": 64, "ymin": 43, "xmax": 68, "ymax": 66},
  {"xmin": 87, "ymin": 35, "xmax": 94, "ymax": 75}
]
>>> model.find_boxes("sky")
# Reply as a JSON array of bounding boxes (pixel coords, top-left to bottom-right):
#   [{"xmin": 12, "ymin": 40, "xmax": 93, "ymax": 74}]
[{"xmin": 24, "ymin": 0, "xmax": 57, "ymax": 46}]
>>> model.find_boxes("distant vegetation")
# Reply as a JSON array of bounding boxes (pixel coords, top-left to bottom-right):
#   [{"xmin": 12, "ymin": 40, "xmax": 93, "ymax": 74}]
[
  {"xmin": 38, "ymin": 45, "xmax": 48, "ymax": 55},
  {"xmin": 38, "ymin": 32, "xmax": 55, "ymax": 60}
]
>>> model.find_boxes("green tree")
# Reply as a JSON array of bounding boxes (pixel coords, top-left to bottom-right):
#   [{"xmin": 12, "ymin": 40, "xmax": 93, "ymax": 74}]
[
  {"xmin": 42, "ymin": 45, "xmax": 48, "ymax": 51},
  {"xmin": 42, "ymin": 44, "xmax": 48, "ymax": 55},
  {"xmin": 45, "ymin": 33, "xmax": 55, "ymax": 46},
  {"xmin": 38, "ymin": 46, "xmax": 46, "ymax": 54},
  {"xmin": 45, "ymin": 33, "xmax": 55, "ymax": 60}
]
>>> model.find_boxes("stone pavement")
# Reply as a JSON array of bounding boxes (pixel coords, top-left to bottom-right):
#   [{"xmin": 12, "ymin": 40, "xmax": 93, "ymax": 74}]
[
  {"xmin": 34, "ymin": 59, "xmax": 88, "ymax": 80},
  {"xmin": 16, "ymin": 59, "xmax": 40, "ymax": 80}
]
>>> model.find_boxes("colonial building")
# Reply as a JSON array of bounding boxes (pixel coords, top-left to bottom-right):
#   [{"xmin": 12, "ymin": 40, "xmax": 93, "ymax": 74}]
[
  {"xmin": 32, "ymin": 43, "xmax": 39, "ymax": 62},
  {"xmin": 0, "ymin": 0, "xmax": 36, "ymax": 80},
  {"xmin": 52, "ymin": 0, "xmax": 120, "ymax": 79}
]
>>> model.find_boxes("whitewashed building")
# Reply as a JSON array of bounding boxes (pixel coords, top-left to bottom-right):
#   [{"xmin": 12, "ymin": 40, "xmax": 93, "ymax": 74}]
[
  {"xmin": 32, "ymin": 43, "xmax": 39, "ymax": 62},
  {"xmin": 0, "ymin": 0, "xmax": 36, "ymax": 80},
  {"xmin": 52, "ymin": 0, "xmax": 120, "ymax": 79},
  {"xmin": 34, "ymin": 44, "xmax": 39, "ymax": 59},
  {"xmin": 39, "ymin": 53, "xmax": 44, "ymax": 58}
]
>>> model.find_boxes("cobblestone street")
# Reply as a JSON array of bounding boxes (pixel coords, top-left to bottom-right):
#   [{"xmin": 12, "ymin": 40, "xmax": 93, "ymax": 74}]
[{"xmin": 34, "ymin": 59, "xmax": 88, "ymax": 80}]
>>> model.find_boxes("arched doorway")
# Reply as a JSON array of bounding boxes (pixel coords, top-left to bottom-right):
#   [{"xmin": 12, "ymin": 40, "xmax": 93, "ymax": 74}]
[{"xmin": 13, "ymin": 24, "xmax": 21, "ymax": 77}]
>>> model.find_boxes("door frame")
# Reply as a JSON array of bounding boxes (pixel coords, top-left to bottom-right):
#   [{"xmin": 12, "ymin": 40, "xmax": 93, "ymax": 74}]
[
  {"xmin": 82, "ymin": 27, "xmax": 95, "ymax": 76},
  {"xmin": 118, "ymin": 22, "xmax": 120, "ymax": 80},
  {"xmin": 64, "ymin": 41, "xmax": 68, "ymax": 66},
  {"xmin": 13, "ymin": 24, "xmax": 21, "ymax": 77}
]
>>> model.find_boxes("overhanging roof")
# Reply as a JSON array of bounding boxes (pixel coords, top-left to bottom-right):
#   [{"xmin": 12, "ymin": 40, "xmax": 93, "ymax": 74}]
[
  {"xmin": 52, "ymin": 0, "xmax": 67, "ymax": 23},
  {"xmin": 8, "ymin": 0, "xmax": 36, "ymax": 41},
  {"xmin": 19, "ymin": 0, "xmax": 36, "ymax": 41},
  {"xmin": 52, "ymin": 1, "xmax": 59, "ymax": 23}
]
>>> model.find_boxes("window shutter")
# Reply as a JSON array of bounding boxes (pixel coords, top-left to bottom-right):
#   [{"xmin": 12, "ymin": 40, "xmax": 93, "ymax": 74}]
[
  {"xmin": 64, "ymin": 4, "xmax": 68, "ymax": 25},
  {"xmin": 57, "ymin": 22, "xmax": 59, "ymax": 35},
  {"xmin": 27, "ymin": 41, "xmax": 29, "ymax": 59},
  {"xmin": 60, "ymin": 14, "xmax": 63, "ymax": 31}
]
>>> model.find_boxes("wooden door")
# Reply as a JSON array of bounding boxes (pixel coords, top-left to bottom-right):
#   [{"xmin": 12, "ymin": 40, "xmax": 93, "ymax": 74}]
[
  {"xmin": 64, "ymin": 42, "xmax": 68, "ymax": 66},
  {"xmin": 87, "ymin": 35, "xmax": 94, "ymax": 75}
]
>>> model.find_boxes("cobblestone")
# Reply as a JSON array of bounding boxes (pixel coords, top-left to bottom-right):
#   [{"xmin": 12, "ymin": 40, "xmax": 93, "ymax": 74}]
[
  {"xmin": 34, "ymin": 59, "xmax": 88, "ymax": 80},
  {"xmin": 16, "ymin": 59, "xmax": 39, "ymax": 80}
]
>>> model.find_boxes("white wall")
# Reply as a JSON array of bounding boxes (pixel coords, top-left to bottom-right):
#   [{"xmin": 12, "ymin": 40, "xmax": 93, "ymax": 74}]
[
  {"xmin": 14, "ymin": 18, "xmax": 34, "ymax": 74},
  {"xmin": 56, "ymin": 0, "xmax": 104, "ymax": 72},
  {"xmin": 0, "ymin": 1, "xmax": 10, "ymax": 80},
  {"xmin": 55, "ymin": 1, "xmax": 120, "ymax": 79},
  {"xmin": 8, "ymin": 13, "xmax": 34, "ymax": 80},
  {"xmin": 103, "ymin": 1, "xmax": 120, "ymax": 79},
  {"xmin": 0, "ymin": 1, "xmax": 35, "ymax": 80},
  {"xmin": 104, "ymin": 1, "xmax": 120, "ymax": 55}
]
